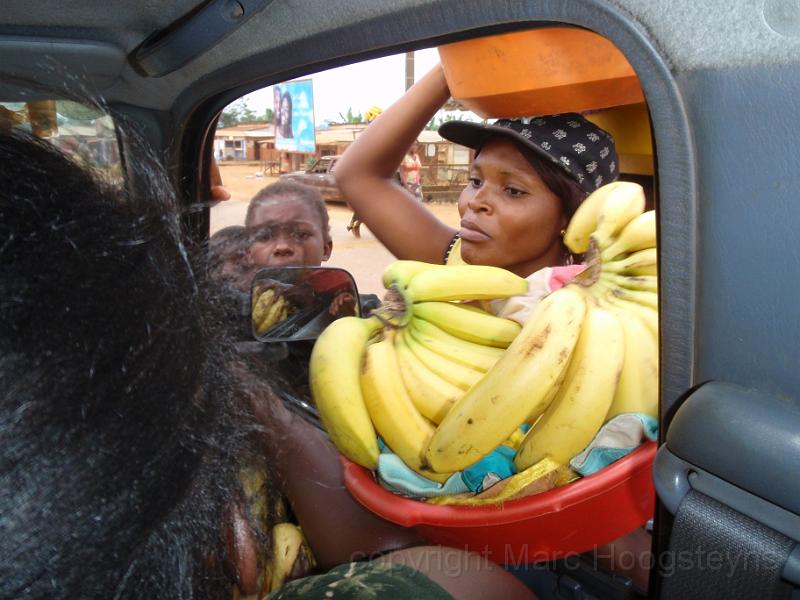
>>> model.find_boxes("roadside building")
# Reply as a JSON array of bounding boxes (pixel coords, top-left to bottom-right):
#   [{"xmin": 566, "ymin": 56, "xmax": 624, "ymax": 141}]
[{"xmin": 214, "ymin": 122, "xmax": 274, "ymax": 161}]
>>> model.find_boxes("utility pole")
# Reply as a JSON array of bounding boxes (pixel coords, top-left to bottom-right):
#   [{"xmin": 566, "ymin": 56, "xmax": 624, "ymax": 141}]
[{"xmin": 405, "ymin": 51, "xmax": 415, "ymax": 91}]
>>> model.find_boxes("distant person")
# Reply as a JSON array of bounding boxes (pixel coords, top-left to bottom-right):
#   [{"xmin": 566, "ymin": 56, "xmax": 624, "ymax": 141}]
[
  {"xmin": 245, "ymin": 179, "xmax": 332, "ymax": 269},
  {"xmin": 208, "ymin": 225, "xmax": 249, "ymax": 286},
  {"xmin": 278, "ymin": 91, "xmax": 293, "ymax": 139},
  {"xmin": 401, "ymin": 140, "xmax": 423, "ymax": 201}
]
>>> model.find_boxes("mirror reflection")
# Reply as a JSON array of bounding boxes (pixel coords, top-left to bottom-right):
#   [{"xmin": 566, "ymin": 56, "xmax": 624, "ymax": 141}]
[{"xmin": 251, "ymin": 266, "xmax": 360, "ymax": 341}]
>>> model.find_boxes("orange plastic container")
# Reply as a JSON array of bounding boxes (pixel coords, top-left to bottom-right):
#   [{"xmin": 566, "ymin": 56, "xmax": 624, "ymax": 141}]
[
  {"xmin": 343, "ymin": 441, "xmax": 656, "ymax": 564},
  {"xmin": 438, "ymin": 28, "xmax": 644, "ymax": 118}
]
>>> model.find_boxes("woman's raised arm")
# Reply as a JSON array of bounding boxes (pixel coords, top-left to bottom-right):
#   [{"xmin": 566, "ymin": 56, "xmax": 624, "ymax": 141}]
[{"xmin": 335, "ymin": 65, "xmax": 457, "ymax": 263}]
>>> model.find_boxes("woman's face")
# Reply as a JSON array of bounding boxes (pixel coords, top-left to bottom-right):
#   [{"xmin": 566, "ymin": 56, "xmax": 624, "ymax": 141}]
[
  {"xmin": 246, "ymin": 197, "xmax": 331, "ymax": 268},
  {"xmin": 457, "ymin": 137, "xmax": 567, "ymax": 277}
]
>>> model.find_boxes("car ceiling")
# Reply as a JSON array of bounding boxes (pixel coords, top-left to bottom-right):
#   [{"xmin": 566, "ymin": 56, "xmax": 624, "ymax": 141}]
[
  {"xmin": 3, "ymin": 0, "xmax": 800, "ymax": 115},
  {"xmin": 0, "ymin": 0, "xmax": 464, "ymax": 112}
]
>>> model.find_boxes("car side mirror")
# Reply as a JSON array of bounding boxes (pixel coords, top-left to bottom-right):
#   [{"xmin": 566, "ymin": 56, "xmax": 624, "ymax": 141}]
[{"xmin": 250, "ymin": 266, "xmax": 360, "ymax": 342}]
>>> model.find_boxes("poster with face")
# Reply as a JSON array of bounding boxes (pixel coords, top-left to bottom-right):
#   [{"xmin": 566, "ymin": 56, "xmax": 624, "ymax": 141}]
[{"xmin": 274, "ymin": 79, "xmax": 316, "ymax": 153}]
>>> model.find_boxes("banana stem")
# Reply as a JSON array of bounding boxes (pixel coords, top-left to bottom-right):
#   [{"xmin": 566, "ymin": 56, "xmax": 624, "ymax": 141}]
[{"xmin": 373, "ymin": 284, "xmax": 412, "ymax": 328}]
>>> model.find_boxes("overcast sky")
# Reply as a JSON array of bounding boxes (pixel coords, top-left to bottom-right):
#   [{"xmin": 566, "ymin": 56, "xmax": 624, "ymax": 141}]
[{"xmin": 235, "ymin": 48, "xmax": 477, "ymax": 126}]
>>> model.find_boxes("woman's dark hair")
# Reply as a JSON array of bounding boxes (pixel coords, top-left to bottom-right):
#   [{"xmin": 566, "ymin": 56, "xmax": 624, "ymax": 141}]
[
  {"xmin": 279, "ymin": 92, "xmax": 293, "ymax": 137},
  {"xmin": 0, "ymin": 127, "xmax": 274, "ymax": 598}
]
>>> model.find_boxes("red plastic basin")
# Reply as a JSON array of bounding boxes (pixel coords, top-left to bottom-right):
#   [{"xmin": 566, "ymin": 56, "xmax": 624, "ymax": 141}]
[{"xmin": 342, "ymin": 441, "xmax": 656, "ymax": 564}]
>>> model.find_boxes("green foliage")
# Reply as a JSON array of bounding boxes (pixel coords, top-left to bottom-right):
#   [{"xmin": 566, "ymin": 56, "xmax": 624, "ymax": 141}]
[
  {"xmin": 425, "ymin": 113, "xmax": 466, "ymax": 130},
  {"xmin": 337, "ymin": 107, "xmax": 364, "ymax": 124},
  {"xmin": 218, "ymin": 98, "xmax": 271, "ymax": 128}
]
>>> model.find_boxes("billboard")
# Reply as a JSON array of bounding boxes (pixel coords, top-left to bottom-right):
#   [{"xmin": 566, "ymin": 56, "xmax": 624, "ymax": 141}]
[{"xmin": 274, "ymin": 79, "xmax": 316, "ymax": 153}]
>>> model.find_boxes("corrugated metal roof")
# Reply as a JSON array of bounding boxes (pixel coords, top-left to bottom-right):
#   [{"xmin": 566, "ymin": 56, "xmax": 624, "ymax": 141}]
[{"xmin": 215, "ymin": 124, "xmax": 274, "ymax": 138}]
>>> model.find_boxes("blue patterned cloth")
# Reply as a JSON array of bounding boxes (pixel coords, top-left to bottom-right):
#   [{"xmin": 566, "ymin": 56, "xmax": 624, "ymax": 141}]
[{"xmin": 569, "ymin": 413, "xmax": 658, "ymax": 476}]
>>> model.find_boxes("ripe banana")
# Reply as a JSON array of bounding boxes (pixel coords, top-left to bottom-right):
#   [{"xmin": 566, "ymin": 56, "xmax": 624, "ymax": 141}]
[
  {"xmin": 405, "ymin": 264, "xmax": 528, "ymax": 303},
  {"xmin": 601, "ymin": 272, "xmax": 658, "ymax": 293},
  {"xmin": 263, "ymin": 523, "xmax": 314, "ymax": 594},
  {"xmin": 563, "ymin": 181, "xmax": 630, "ymax": 254},
  {"xmin": 601, "ymin": 210, "xmax": 657, "ymax": 262},
  {"xmin": 403, "ymin": 330, "xmax": 484, "ymax": 391},
  {"xmin": 427, "ymin": 457, "xmax": 565, "ymax": 506},
  {"xmin": 361, "ymin": 335, "xmax": 451, "ymax": 483},
  {"xmin": 602, "ymin": 247, "xmax": 657, "ymax": 277},
  {"xmin": 308, "ymin": 315, "xmax": 382, "ymax": 469},
  {"xmin": 382, "ymin": 260, "xmax": 442, "ymax": 290},
  {"xmin": 425, "ymin": 286, "xmax": 587, "ymax": 473},
  {"xmin": 255, "ymin": 295, "xmax": 289, "ymax": 335},
  {"xmin": 412, "ymin": 301, "xmax": 521, "ymax": 348},
  {"xmin": 409, "ymin": 317, "xmax": 503, "ymax": 372},
  {"xmin": 592, "ymin": 182, "xmax": 646, "ymax": 250},
  {"xmin": 252, "ymin": 288, "xmax": 275, "ymax": 333},
  {"xmin": 605, "ymin": 308, "xmax": 659, "ymax": 420},
  {"xmin": 595, "ymin": 277, "xmax": 658, "ymax": 310},
  {"xmin": 594, "ymin": 286, "xmax": 659, "ymax": 342},
  {"xmin": 514, "ymin": 300, "xmax": 625, "ymax": 470},
  {"xmin": 394, "ymin": 329, "xmax": 463, "ymax": 423}
]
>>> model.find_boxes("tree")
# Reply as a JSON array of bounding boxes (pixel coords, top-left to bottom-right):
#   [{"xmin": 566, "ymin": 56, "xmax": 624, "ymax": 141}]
[
  {"xmin": 218, "ymin": 98, "xmax": 269, "ymax": 128},
  {"xmin": 336, "ymin": 107, "xmax": 365, "ymax": 124}
]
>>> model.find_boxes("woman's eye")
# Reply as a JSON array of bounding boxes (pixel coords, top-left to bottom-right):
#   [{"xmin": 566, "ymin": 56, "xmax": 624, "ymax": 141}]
[
  {"xmin": 469, "ymin": 177, "xmax": 482, "ymax": 188},
  {"xmin": 506, "ymin": 186, "xmax": 527, "ymax": 197}
]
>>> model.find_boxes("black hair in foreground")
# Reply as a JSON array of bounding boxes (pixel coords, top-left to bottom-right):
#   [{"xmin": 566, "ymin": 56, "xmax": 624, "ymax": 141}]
[{"xmin": 0, "ymin": 127, "xmax": 274, "ymax": 598}]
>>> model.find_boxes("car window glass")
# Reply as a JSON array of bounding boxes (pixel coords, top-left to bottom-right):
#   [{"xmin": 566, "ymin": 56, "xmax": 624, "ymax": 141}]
[
  {"xmin": 208, "ymin": 29, "xmax": 659, "ymax": 596},
  {"xmin": 0, "ymin": 100, "xmax": 122, "ymax": 185}
]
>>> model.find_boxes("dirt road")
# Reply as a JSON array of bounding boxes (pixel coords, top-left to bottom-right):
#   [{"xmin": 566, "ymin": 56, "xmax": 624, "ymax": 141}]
[{"xmin": 210, "ymin": 162, "xmax": 461, "ymax": 296}]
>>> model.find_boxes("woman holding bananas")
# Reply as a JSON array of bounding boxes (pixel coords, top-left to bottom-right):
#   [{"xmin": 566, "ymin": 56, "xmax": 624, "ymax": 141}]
[
  {"xmin": 334, "ymin": 64, "xmax": 656, "ymax": 590},
  {"xmin": 334, "ymin": 64, "xmax": 619, "ymax": 287}
]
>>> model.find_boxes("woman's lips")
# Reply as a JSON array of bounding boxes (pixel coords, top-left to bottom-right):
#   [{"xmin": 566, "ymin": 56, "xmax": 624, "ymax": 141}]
[{"xmin": 459, "ymin": 221, "xmax": 491, "ymax": 242}]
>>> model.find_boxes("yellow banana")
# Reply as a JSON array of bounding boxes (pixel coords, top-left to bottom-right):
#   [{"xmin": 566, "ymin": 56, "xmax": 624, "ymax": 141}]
[
  {"xmin": 394, "ymin": 329, "xmax": 462, "ymax": 423},
  {"xmin": 427, "ymin": 457, "xmax": 565, "ymax": 506},
  {"xmin": 308, "ymin": 316, "xmax": 382, "ymax": 469},
  {"xmin": 405, "ymin": 264, "xmax": 528, "ymax": 303},
  {"xmin": 605, "ymin": 308, "xmax": 659, "ymax": 420},
  {"xmin": 425, "ymin": 285, "xmax": 587, "ymax": 473},
  {"xmin": 411, "ymin": 301, "xmax": 521, "ymax": 348},
  {"xmin": 601, "ymin": 247, "xmax": 658, "ymax": 277},
  {"xmin": 563, "ymin": 181, "xmax": 631, "ymax": 254},
  {"xmin": 255, "ymin": 294, "xmax": 287, "ymax": 335},
  {"xmin": 601, "ymin": 272, "xmax": 658, "ymax": 293},
  {"xmin": 252, "ymin": 288, "xmax": 275, "ymax": 333},
  {"xmin": 597, "ymin": 277, "xmax": 658, "ymax": 310},
  {"xmin": 403, "ymin": 331, "xmax": 484, "ymax": 391},
  {"xmin": 592, "ymin": 182, "xmax": 646, "ymax": 250},
  {"xmin": 263, "ymin": 523, "xmax": 314, "ymax": 594},
  {"xmin": 514, "ymin": 301, "xmax": 624, "ymax": 470},
  {"xmin": 408, "ymin": 317, "xmax": 504, "ymax": 372},
  {"xmin": 252, "ymin": 287, "xmax": 275, "ymax": 312},
  {"xmin": 593, "ymin": 286, "xmax": 659, "ymax": 340},
  {"xmin": 601, "ymin": 210, "xmax": 657, "ymax": 261},
  {"xmin": 361, "ymin": 335, "xmax": 451, "ymax": 483},
  {"xmin": 382, "ymin": 260, "xmax": 443, "ymax": 290}
]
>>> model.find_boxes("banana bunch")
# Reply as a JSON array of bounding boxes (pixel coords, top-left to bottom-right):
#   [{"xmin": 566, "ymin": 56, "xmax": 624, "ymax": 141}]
[
  {"xmin": 428, "ymin": 181, "xmax": 659, "ymax": 476},
  {"xmin": 252, "ymin": 288, "xmax": 293, "ymax": 335},
  {"xmin": 309, "ymin": 262, "xmax": 527, "ymax": 473},
  {"xmin": 311, "ymin": 181, "xmax": 657, "ymax": 496}
]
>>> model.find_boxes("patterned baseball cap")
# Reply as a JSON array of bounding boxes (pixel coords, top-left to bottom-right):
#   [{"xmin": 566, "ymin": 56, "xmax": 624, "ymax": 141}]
[{"xmin": 439, "ymin": 113, "xmax": 618, "ymax": 194}]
